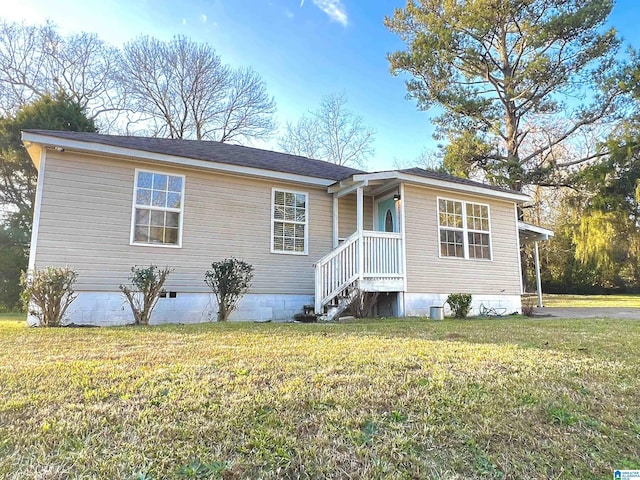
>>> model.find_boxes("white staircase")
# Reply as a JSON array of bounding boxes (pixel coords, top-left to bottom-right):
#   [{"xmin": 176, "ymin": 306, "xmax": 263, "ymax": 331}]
[{"xmin": 314, "ymin": 230, "xmax": 404, "ymax": 320}]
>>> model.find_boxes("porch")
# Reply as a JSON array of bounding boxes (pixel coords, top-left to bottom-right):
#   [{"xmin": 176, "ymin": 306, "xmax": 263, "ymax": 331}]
[{"xmin": 314, "ymin": 178, "xmax": 406, "ymax": 317}]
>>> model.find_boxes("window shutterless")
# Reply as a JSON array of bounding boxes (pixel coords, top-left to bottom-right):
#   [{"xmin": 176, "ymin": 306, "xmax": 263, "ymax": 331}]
[
  {"xmin": 271, "ymin": 189, "xmax": 308, "ymax": 254},
  {"xmin": 438, "ymin": 198, "xmax": 491, "ymax": 260},
  {"xmin": 130, "ymin": 170, "xmax": 185, "ymax": 247}
]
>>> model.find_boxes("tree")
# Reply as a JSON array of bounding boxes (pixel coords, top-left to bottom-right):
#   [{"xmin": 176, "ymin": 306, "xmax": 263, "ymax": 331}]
[
  {"xmin": 0, "ymin": 20, "xmax": 124, "ymax": 129},
  {"xmin": 537, "ymin": 85, "xmax": 640, "ymax": 293},
  {"xmin": 570, "ymin": 119, "xmax": 640, "ymax": 289},
  {"xmin": 385, "ymin": 0, "xmax": 627, "ymax": 191},
  {"xmin": 0, "ymin": 93, "xmax": 96, "ymax": 310},
  {"xmin": 118, "ymin": 35, "xmax": 276, "ymax": 143},
  {"xmin": 0, "ymin": 223, "xmax": 28, "ymax": 311},
  {"xmin": 0, "ymin": 92, "xmax": 97, "ymax": 231},
  {"xmin": 278, "ymin": 92, "xmax": 375, "ymax": 168}
]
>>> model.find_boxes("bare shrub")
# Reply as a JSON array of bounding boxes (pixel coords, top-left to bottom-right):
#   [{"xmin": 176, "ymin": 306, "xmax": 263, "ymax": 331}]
[
  {"xmin": 21, "ymin": 266, "xmax": 78, "ymax": 326},
  {"xmin": 349, "ymin": 289, "xmax": 379, "ymax": 319},
  {"xmin": 120, "ymin": 265, "xmax": 172, "ymax": 325},
  {"xmin": 521, "ymin": 297, "xmax": 536, "ymax": 317}
]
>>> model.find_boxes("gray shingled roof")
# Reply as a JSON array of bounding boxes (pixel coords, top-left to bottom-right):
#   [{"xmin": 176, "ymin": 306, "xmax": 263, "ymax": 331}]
[
  {"xmin": 24, "ymin": 130, "xmax": 523, "ymax": 196},
  {"xmin": 24, "ymin": 130, "xmax": 365, "ymax": 182},
  {"xmin": 397, "ymin": 167, "xmax": 523, "ymax": 196}
]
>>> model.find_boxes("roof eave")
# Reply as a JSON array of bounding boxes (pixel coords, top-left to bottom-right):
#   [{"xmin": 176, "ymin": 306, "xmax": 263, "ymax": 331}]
[
  {"xmin": 21, "ymin": 131, "xmax": 337, "ymax": 187},
  {"xmin": 349, "ymin": 171, "xmax": 531, "ymax": 203}
]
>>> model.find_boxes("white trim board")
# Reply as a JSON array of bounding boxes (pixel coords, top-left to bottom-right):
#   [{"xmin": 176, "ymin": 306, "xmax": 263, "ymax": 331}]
[{"xmin": 28, "ymin": 149, "xmax": 46, "ymax": 271}]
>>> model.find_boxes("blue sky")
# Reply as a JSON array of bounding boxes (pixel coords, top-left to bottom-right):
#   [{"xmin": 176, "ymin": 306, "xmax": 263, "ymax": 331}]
[{"xmin": 4, "ymin": 0, "xmax": 639, "ymax": 171}]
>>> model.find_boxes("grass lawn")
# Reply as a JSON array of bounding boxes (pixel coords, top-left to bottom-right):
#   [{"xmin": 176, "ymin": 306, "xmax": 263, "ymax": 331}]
[
  {"xmin": 541, "ymin": 293, "xmax": 640, "ymax": 308},
  {"xmin": 1, "ymin": 315, "xmax": 639, "ymax": 479}
]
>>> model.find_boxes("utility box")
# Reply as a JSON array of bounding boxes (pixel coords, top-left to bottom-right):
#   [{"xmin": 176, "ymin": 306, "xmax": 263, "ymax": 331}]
[{"xmin": 430, "ymin": 306, "xmax": 444, "ymax": 320}]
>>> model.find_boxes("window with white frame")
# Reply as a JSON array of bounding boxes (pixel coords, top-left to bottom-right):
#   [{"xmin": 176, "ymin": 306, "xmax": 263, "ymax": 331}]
[
  {"xmin": 438, "ymin": 198, "xmax": 491, "ymax": 259},
  {"xmin": 131, "ymin": 170, "xmax": 184, "ymax": 246},
  {"xmin": 272, "ymin": 189, "xmax": 308, "ymax": 254}
]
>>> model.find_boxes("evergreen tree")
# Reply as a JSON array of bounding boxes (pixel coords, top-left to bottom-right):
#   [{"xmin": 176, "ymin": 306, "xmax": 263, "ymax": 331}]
[
  {"xmin": 386, "ymin": 0, "xmax": 626, "ymax": 191},
  {"xmin": 0, "ymin": 92, "xmax": 96, "ymax": 309}
]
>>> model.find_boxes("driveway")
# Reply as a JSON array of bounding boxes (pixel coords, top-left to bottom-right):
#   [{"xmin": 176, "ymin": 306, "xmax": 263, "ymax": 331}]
[{"xmin": 534, "ymin": 307, "xmax": 640, "ymax": 319}]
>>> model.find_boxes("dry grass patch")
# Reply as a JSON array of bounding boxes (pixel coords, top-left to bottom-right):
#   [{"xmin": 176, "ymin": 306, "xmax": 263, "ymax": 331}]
[{"xmin": 0, "ymin": 316, "xmax": 639, "ymax": 479}]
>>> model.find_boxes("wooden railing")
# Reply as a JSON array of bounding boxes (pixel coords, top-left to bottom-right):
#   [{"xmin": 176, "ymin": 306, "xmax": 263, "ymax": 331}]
[
  {"xmin": 314, "ymin": 232, "xmax": 359, "ymax": 314},
  {"xmin": 314, "ymin": 230, "xmax": 404, "ymax": 314},
  {"xmin": 363, "ymin": 231, "xmax": 403, "ymax": 277}
]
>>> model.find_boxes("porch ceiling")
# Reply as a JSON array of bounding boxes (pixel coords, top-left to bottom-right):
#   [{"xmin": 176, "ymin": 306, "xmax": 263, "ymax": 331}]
[{"xmin": 518, "ymin": 221, "xmax": 554, "ymax": 243}]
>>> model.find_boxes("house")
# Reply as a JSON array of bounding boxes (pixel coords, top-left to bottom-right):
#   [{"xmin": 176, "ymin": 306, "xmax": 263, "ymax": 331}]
[{"xmin": 21, "ymin": 130, "xmax": 550, "ymax": 325}]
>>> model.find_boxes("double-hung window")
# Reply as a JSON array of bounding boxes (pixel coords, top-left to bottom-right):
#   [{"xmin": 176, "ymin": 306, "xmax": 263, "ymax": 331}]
[
  {"xmin": 131, "ymin": 170, "xmax": 185, "ymax": 247},
  {"xmin": 271, "ymin": 189, "xmax": 308, "ymax": 254},
  {"xmin": 438, "ymin": 198, "xmax": 491, "ymax": 260}
]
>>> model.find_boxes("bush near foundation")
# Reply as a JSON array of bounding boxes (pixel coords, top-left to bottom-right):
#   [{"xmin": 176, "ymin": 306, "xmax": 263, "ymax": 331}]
[
  {"xmin": 20, "ymin": 266, "xmax": 78, "ymax": 327},
  {"xmin": 204, "ymin": 258, "xmax": 253, "ymax": 321},
  {"xmin": 120, "ymin": 265, "xmax": 172, "ymax": 325},
  {"xmin": 447, "ymin": 293, "xmax": 472, "ymax": 318}
]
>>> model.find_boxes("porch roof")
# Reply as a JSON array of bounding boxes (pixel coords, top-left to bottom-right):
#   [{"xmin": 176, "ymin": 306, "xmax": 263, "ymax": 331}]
[
  {"xmin": 330, "ymin": 169, "xmax": 531, "ymax": 203},
  {"xmin": 518, "ymin": 221, "xmax": 554, "ymax": 242}
]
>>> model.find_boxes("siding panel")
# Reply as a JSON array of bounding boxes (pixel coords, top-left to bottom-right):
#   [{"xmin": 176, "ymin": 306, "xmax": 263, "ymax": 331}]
[
  {"xmin": 35, "ymin": 152, "xmax": 334, "ymax": 294},
  {"xmin": 403, "ymin": 184, "xmax": 521, "ymax": 295}
]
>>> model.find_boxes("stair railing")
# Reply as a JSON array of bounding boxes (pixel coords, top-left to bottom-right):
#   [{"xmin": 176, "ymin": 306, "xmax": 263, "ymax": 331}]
[{"xmin": 314, "ymin": 232, "xmax": 359, "ymax": 314}]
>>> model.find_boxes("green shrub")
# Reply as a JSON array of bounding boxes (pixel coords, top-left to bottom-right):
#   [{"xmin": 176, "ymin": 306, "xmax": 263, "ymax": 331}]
[
  {"xmin": 120, "ymin": 265, "xmax": 172, "ymax": 325},
  {"xmin": 20, "ymin": 266, "xmax": 78, "ymax": 326},
  {"xmin": 204, "ymin": 258, "xmax": 254, "ymax": 321},
  {"xmin": 447, "ymin": 293, "xmax": 472, "ymax": 318}
]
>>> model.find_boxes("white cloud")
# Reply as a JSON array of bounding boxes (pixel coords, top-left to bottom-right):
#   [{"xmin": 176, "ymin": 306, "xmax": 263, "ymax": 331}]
[
  {"xmin": 285, "ymin": 8, "xmax": 294, "ymax": 19},
  {"xmin": 200, "ymin": 14, "xmax": 207, "ymax": 23},
  {"xmin": 181, "ymin": 18, "xmax": 187, "ymax": 25},
  {"xmin": 312, "ymin": 0, "xmax": 348, "ymax": 26}
]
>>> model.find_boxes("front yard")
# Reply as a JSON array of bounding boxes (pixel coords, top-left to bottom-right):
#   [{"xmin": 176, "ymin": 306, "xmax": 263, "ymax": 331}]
[{"xmin": 0, "ymin": 316, "xmax": 638, "ymax": 479}]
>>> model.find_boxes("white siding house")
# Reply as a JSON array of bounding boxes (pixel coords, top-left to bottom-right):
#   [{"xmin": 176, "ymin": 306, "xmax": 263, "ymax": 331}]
[{"xmin": 23, "ymin": 130, "xmax": 537, "ymax": 325}]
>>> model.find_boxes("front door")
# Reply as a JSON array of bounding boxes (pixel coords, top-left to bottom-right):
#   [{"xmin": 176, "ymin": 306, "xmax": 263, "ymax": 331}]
[{"xmin": 377, "ymin": 197, "xmax": 398, "ymax": 233}]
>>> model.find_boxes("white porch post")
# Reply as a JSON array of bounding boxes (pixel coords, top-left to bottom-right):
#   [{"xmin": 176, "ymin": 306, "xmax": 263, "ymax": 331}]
[
  {"xmin": 534, "ymin": 240, "xmax": 543, "ymax": 308},
  {"xmin": 357, "ymin": 186, "xmax": 364, "ymax": 281},
  {"xmin": 332, "ymin": 195, "xmax": 339, "ymax": 248}
]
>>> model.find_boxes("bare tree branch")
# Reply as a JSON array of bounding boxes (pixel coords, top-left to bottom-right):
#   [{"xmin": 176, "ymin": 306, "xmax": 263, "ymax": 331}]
[
  {"xmin": 119, "ymin": 36, "xmax": 276, "ymax": 143},
  {"xmin": 278, "ymin": 92, "xmax": 375, "ymax": 168}
]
